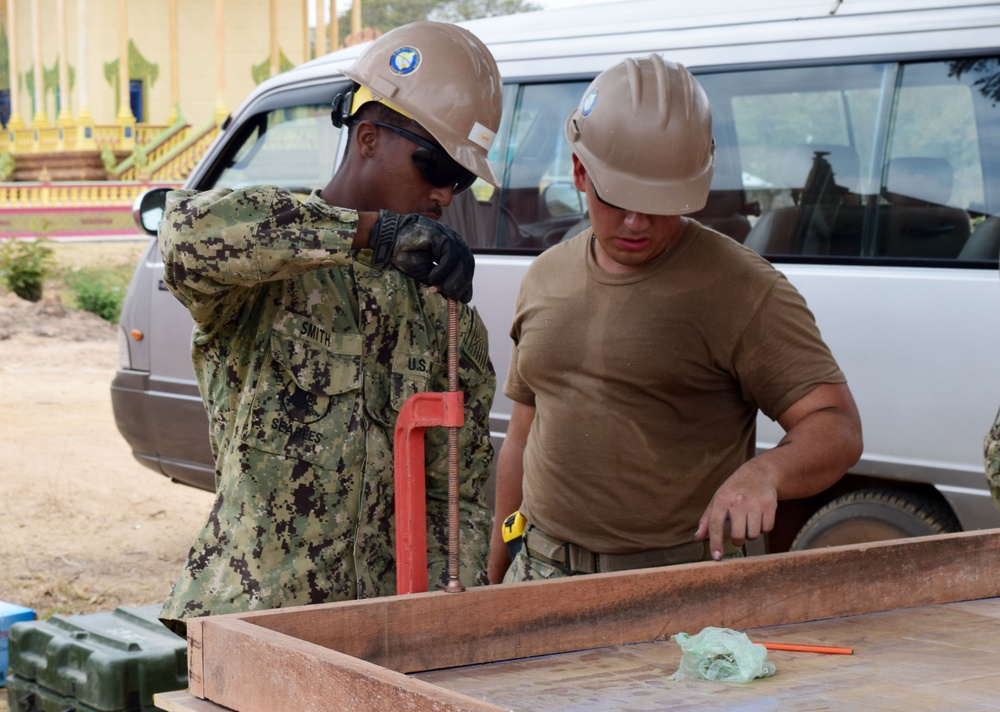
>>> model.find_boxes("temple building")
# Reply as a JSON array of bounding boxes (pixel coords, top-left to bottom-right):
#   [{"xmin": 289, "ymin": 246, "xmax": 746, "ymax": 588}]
[{"xmin": 0, "ymin": 0, "xmax": 363, "ymax": 182}]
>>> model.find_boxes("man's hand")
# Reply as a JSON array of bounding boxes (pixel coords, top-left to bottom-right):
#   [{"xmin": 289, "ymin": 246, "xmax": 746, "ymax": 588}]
[
  {"xmin": 695, "ymin": 382, "xmax": 863, "ymax": 561},
  {"xmin": 695, "ymin": 463, "xmax": 778, "ymax": 561},
  {"xmin": 368, "ymin": 210, "xmax": 475, "ymax": 303}
]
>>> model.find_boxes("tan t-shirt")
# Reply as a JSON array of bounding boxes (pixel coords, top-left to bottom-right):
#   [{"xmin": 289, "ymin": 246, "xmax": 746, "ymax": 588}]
[{"xmin": 505, "ymin": 222, "xmax": 845, "ymax": 553}]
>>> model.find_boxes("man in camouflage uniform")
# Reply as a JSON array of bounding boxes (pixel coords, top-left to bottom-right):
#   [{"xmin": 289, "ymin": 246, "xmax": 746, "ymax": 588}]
[
  {"xmin": 158, "ymin": 21, "xmax": 502, "ymax": 634},
  {"xmin": 987, "ymin": 409, "xmax": 1000, "ymax": 508}
]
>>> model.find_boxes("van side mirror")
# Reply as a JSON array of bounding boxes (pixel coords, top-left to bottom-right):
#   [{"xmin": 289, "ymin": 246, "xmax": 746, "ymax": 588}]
[
  {"xmin": 543, "ymin": 182, "xmax": 585, "ymax": 217},
  {"xmin": 132, "ymin": 187, "xmax": 171, "ymax": 237}
]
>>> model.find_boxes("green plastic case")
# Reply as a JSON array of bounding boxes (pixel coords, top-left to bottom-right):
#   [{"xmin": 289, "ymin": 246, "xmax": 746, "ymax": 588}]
[
  {"xmin": 6, "ymin": 605, "xmax": 186, "ymax": 712},
  {"xmin": 1, "ymin": 601, "xmax": 36, "ymax": 686}
]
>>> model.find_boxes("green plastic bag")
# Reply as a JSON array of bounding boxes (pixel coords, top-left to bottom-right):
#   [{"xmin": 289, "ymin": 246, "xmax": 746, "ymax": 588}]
[{"xmin": 668, "ymin": 626, "xmax": 777, "ymax": 683}]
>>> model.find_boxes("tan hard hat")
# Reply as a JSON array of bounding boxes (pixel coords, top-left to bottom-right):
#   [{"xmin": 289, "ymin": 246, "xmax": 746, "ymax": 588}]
[
  {"xmin": 343, "ymin": 21, "xmax": 502, "ymax": 186},
  {"xmin": 565, "ymin": 54, "xmax": 715, "ymax": 215}
]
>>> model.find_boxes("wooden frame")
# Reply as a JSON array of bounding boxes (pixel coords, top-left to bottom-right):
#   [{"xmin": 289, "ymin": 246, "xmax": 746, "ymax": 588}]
[{"xmin": 157, "ymin": 529, "xmax": 1000, "ymax": 711}]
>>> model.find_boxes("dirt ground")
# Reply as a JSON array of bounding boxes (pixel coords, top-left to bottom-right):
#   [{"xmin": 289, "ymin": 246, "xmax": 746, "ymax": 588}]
[{"xmin": 0, "ymin": 240, "xmax": 215, "ymax": 709}]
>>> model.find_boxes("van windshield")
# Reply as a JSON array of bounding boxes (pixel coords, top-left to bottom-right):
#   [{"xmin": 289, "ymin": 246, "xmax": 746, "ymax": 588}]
[{"xmin": 211, "ymin": 104, "xmax": 341, "ymax": 198}]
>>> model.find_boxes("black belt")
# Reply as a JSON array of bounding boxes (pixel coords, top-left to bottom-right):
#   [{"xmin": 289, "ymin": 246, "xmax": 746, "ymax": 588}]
[{"xmin": 522, "ymin": 524, "xmax": 736, "ymax": 574}]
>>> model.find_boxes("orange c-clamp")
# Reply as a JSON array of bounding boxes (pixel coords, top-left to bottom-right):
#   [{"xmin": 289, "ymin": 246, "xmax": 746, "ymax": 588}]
[{"xmin": 392, "ymin": 300, "xmax": 466, "ymax": 595}]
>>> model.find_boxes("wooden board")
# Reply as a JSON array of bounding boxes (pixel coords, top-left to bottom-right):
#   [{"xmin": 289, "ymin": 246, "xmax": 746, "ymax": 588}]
[
  {"xmin": 158, "ymin": 600, "xmax": 1000, "ymax": 711},
  {"xmin": 155, "ymin": 690, "xmax": 228, "ymax": 711},
  {"xmin": 414, "ymin": 599, "xmax": 1000, "ymax": 710},
  {"xmin": 165, "ymin": 530, "xmax": 1000, "ymax": 711}
]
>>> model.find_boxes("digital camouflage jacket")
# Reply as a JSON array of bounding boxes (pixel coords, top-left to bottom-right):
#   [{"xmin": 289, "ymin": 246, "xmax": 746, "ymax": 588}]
[
  {"xmin": 157, "ymin": 186, "xmax": 495, "ymax": 627},
  {"xmin": 986, "ymin": 407, "xmax": 1000, "ymax": 509}
]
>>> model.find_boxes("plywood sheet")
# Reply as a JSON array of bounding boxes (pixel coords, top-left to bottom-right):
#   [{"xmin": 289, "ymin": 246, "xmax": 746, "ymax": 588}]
[
  {"xmin": 413, "ymin": 598, "xmax": 1000, "ymax": 710},
  {"xmin": 161, "ymin": 601, "xmax": 1000, "ymax": 711}
]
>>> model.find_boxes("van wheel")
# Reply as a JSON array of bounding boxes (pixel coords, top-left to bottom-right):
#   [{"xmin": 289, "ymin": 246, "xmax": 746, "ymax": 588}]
[{"xmin": 789, "ymin": 487, "xmax": 961, "ymax": 550}]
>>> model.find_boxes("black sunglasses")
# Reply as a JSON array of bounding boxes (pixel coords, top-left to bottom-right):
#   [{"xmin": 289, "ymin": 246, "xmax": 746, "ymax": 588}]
[{"xmin": 368, "ymin": 121, "xmax": 477, "ymax": 194}]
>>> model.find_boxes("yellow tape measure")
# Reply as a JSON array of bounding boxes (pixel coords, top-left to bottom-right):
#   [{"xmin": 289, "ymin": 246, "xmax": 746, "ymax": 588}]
[{"xmin": 502, "ymin": 510, "xmax": 527, "ymax": 543}]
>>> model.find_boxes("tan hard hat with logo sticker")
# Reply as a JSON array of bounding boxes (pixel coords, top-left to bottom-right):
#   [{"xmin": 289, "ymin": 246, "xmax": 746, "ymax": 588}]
[
  {"xmin": 343, "ymin": 21, "xmax": 502, "ymax": 187},
  {"xmin": 565, "ymin": 54, "xmax": 715, "ymax": 215}
]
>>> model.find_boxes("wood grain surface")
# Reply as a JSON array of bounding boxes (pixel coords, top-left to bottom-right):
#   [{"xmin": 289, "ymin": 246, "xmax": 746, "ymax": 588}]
[{"xmin": 169, "ymin": 530, "xmax": 1000, "ymax": 711}]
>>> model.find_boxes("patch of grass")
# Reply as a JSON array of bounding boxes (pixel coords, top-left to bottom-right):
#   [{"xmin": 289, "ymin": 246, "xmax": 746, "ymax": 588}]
[
  {"xmin": 38, "ymin": 240, "xmax": 145, "ymax": 323},
  {"xmin": 0, "ymin": 240, "xmax": 146, "ymax": 319}
]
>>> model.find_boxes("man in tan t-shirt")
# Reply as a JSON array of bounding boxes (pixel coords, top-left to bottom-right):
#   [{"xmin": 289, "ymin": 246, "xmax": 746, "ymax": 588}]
[{"xmin": 488, "ymin": 55, "xmax": 863, "ymax": 584}]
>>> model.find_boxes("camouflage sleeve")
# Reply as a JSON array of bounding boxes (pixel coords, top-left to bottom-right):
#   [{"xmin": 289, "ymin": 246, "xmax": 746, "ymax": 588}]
[
  {"xmin": 423, "ymin": 305, "xmax": 496, "ymax": 589},
  {"xmin": 158, "ymin": 186, "xmax": 359, "ymax": 329},
  {"xmin": 985, "ymin": 406, "xmax": 1000, "ymax": 509}
]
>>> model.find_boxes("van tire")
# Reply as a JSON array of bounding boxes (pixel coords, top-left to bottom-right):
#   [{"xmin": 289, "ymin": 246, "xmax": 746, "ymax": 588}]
[{"xmin": 789, "ymin": 487, "xmax": 961, "ymax": 550}]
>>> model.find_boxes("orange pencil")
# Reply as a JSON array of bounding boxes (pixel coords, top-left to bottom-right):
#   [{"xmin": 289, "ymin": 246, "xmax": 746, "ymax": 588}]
[{"xmin": 758, "ymin": 642, "xmax": 854, "ymax": 655}]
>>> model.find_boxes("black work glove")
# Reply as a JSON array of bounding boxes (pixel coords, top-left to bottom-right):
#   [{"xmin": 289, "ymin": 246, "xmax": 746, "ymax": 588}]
[{"xmin": 368, "ymin": 210, "xmax": 475, "ymax": 304}]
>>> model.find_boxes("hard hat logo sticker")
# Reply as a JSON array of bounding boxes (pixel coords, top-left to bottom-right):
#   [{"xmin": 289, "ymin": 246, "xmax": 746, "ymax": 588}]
[
  {"xmin": 581, "ymin": 89, "xmax": 598, "ymax": 117},
  {"xmin": 389, "ymin": 47, "xmax": 421, "ymax": 75},
  {"xmin": 469, "ymin": 121, "xmax": 496, "ymax": 151}
]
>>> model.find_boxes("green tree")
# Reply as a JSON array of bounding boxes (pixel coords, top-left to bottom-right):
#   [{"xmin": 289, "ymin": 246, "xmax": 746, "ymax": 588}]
[
  {"xmin": 350, "ymin": 0, "xmax": 441, "ymax": 37},
  {"xmin": 432, "ymin": 0, "xmax": 543, "ymax": 22},
  {"xmin": 949, "ymin": 59, "xmax": 1000, "ymax": 105},
  {"xmin": 341, "ymin": 0, "xmax": 541, "ymax": 41}
]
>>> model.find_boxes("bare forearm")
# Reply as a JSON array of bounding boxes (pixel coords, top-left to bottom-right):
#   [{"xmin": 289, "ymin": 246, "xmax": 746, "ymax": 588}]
[
  {"xmin": 697, "ymin": 382, "xmax": 862, "ymax": 559},
  {"xmin": 488, "ymin": 440, "xmax": 525, "ymax": 583},
  {"xmin": 755, "ymin": 404, "xmax": 863, "ymax": 499},
  {"xmin": 488, "ymin": 402, "xmax": 534, "ymax": 584}
]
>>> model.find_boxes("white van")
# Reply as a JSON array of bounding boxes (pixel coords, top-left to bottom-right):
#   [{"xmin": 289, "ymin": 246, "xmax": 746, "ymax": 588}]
[{"xmin": 115, "ymin": 0, "xmax": 1000, "ymax": 552}]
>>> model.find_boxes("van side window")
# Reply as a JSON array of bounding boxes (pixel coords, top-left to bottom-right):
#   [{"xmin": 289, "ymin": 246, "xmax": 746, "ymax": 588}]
[
  {"xmin": 208, "ymin": 104, "xmax": 341, "ymax": 198},
  {"xmin": 442, "ymin": 81, "xmax": 589, "ymax": 252},
  {"xmin": 879, "ymin": 60, "xmax": 995, "ymax": 260},
  {"xmin": 699, "ymin": 58, "xmax": 1000, "ymax": 263},
  {"xmin": 700, "ymin": 64, "xmax": 888, "ymax": 258}
]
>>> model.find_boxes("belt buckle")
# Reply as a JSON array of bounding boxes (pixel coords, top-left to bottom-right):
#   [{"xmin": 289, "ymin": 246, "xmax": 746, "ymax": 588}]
[
  {"xmin": 559, "ymin": 541, "xmax": 575, "ymax": 575},
  {"xmin": 567, "ymin": 542, "xmax": 599, "ymax": 575},
  {"xmin": 525, "ymin": 526, "xmax": 589, "ymax": 575}
]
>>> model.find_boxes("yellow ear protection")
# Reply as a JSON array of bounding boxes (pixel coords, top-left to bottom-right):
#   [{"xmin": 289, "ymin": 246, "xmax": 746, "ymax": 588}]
[{"xmin": 331, "ymin": 84, "xmax": 414, "ymax": 128}]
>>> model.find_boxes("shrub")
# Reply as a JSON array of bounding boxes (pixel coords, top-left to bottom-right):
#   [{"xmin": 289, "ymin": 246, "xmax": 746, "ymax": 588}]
[
  {"xmin": 0, "ymin": 239, "xmax": 55, "ymax": 302},
  {"xmin": 0, "ymin": 151, "xmax": 15, "ymax": 181},
  {"xmin": 100, "ymin": 145, "xmax": 118, "ymax": 173},
  {"xmin": 65, "ymin": 270, "xmax": 127, "ymax": 323}
]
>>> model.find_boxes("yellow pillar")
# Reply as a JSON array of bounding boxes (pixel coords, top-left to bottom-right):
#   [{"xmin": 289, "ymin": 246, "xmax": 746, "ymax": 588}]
[
  {"xmin": 328, "ymin": 0, "xmax": 338, "ymax": 52},
  {"xmin": 75, "ymin": 0, "xmax": 96, "ymax": 150},
  {"xmin": 302, "ymin": 0, "xmax": 309, "ymax": 63},
  {"xmin": 55, "ymin": 0, "xmax": 72, "ymax": 149},
  {"xmin": 314, "ymin": 0, "xmax": 326, "ymax": 57},
  {"xmin": 116, "ymin": 0, "xmax": 136, "ymax": 150},
  {"xmin": 270, "ymin": 0, "xmax": 279, "ymax": 78},
  {"xmin": 167, "ymin": 0, "xmax": 181, "ymax": 123},
  {"xmin": 31, "ymin": 0, "xmax": 49, "ymax": 128},
  {"xmin": 5, "ymin": 0, "xmax": 24, "ymax": 134},
  {"xmin": 352, "ymin": 0, "xmax": 361, "ymax": 38},
  {"xmin": 213, "ymin": 0, "xmax": 228, "ymax": 125}
]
